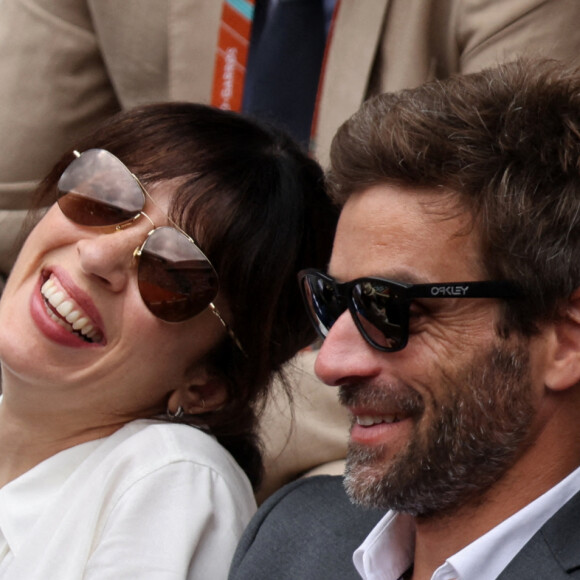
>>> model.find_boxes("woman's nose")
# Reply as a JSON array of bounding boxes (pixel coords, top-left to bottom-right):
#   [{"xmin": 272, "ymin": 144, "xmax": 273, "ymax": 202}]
[
  {"xmin": 314, "ymin": 310, "xmax": 383, "ymax": 387},
  {"xmin": 76, "ymin": 224, "xmax": 149, "ymax": 292}
]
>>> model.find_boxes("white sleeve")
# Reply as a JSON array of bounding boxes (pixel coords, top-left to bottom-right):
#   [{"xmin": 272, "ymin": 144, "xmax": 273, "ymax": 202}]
[{"xmin": 84, "ymin": 460, "xmax": 256, "ymax": 579}]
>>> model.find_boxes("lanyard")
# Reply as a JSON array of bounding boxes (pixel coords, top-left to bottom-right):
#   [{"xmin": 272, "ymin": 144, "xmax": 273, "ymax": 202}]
[
  {"xmin": 211, "ymin": 0, "xmax": 342, "ymax": 149},
  {"xmin": 211, "ymin": 0, "xmax": 256, "ymax": 112}
]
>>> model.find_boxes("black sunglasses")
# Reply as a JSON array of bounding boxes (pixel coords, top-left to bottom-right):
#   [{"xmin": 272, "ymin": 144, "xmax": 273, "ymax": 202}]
[
  {"xmin": 57, "ymin": 148, "xmax": 245, "ymax": 353},
  {"xmin": 298, "ymin": 269, "xmax": 520, "ymax": 352}
]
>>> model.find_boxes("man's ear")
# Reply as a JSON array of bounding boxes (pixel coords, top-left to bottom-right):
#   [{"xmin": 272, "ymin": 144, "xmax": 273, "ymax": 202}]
[
  {"xmin": 543, "ymin": 288, "xmax": 580, "ymax": 392},
  {"xmin": 167, "ymin": 367, "xmax": 228, "ymax": 415}
]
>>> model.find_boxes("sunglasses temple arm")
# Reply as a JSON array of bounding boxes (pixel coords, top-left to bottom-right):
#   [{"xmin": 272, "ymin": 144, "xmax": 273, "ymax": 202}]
[{"xmin": 208, "ymin": 303, "xmax": 247, "ymax": 358}]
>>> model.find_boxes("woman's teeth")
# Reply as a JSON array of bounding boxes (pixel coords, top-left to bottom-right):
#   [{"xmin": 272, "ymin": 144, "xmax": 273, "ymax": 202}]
[{"xmin": 41, "ymin": 277, "xmax": 102, "ymax": 343}]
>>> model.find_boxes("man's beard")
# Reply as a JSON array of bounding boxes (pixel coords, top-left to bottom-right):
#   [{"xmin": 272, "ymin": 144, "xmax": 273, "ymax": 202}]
[{"xmin": 341, "ymin": 340, "xmax": 535, "ymax": 518}]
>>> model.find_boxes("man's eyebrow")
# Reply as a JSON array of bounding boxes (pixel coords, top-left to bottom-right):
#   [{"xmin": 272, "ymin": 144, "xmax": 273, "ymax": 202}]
[{"xmin": 327, "ymin": 268, "xmax": 431, "ymax": 286}]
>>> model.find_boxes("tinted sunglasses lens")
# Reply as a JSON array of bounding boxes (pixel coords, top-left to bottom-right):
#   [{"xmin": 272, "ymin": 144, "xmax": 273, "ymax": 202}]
[
  {"xmin": 138, "ymin": 227, "xmax": 219, "ymax": 322},
  {"xmin": 57, "ymin": 149, "xmax": 145, "ymax": 226},
  {"xmin": 301, "ymin": 272, "xmax": 345, "ymax": 338},
  {"xmin": 351, "ymin": 281, "xmax": 407, "ymax": 351}
]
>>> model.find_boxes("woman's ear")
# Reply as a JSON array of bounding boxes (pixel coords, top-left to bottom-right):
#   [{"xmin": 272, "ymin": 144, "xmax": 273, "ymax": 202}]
[
  {"xmin": 167, "ymin": 367, "xmax": 228, "ymax": 415},
  {"xmin": 543, "ymin": 288, "xmax": 580, "ymax": 392}
]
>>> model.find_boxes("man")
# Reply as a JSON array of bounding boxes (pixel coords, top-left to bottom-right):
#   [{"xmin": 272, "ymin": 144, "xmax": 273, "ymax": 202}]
[{"xmin": 229, "ymin": 59, "xmax": 580, "ymax": 579}]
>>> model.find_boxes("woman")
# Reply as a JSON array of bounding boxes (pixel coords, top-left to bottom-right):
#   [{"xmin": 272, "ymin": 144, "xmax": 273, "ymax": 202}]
[{"xmin": 0, "ymin": 103, "xmax": 337, "ymax": 578}]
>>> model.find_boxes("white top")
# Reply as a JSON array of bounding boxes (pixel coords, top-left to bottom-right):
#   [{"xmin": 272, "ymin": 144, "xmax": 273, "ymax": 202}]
[
  {"xmin": 0, "ymin": 419, "xmax": 256, "ymax": 579},
  {"xmin": 353, "ymin": 464, "xmax": 580, "ymax": 580}
]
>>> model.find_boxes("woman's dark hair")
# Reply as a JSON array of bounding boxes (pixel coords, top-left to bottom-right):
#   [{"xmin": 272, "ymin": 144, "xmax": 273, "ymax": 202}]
[{"xmin": 31, "ymin": 102, "xmax": 338, "ymax": 489}]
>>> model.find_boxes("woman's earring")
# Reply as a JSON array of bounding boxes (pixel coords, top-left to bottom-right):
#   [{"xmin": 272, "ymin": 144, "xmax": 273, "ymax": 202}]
[{"xmin": 167, "ymin": 405, "xmax": 185, "ymax": 420}]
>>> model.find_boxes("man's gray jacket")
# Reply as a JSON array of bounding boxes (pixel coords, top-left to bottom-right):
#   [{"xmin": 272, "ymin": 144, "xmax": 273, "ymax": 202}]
[{"xmin": 229, "ymin": 475, "xmax": 580, "ymax": 579}]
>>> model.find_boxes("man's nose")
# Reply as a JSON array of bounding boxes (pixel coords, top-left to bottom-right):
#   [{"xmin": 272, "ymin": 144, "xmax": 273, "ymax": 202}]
[{"xmin": 314, "ymin": 310, "xmax": 384, "ymax": 387}]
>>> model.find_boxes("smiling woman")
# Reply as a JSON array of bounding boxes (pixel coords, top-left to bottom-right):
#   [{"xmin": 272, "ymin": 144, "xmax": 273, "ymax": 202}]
[{"xmin": 0, "ymin": 103, "xmax": 337, "ymax": 579}]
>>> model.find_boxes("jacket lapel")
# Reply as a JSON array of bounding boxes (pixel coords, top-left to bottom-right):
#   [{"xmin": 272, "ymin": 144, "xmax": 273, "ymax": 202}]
[
  {"xmin": 314, "ymin": 0, "xmax": 389, "ymax": 166},
  {"xmin": 89, "ymin": 0, "xmax": 172, "ymax": 104},
  {"xmin": 168, "ymin": 0, "xmax": 222, "ymax": 102}
]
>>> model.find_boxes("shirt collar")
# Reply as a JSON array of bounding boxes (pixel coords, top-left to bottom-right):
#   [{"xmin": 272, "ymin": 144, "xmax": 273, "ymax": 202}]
[{"xmin": 354, "ymin": 511, "xmax": 415, "ymax": 580}]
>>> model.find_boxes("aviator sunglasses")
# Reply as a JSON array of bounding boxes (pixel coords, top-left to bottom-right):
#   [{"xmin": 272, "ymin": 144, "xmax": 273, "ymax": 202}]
[
  {"xmin": 57, "ymin": 148, "xmax": 244, "ymax": 353},
  {"xmin": 298, "ymin": 269, "xmax": 520, "ymax": 353}
]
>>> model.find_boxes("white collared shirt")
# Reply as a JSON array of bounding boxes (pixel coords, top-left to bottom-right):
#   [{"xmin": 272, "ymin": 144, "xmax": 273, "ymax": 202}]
[
  {"xmin": 354, "ymin": 465, "xmax": 580, "ymax": 580},
  {"xmin": 0, "ymin": 419, "xmax": 256, "ymax": 579}
]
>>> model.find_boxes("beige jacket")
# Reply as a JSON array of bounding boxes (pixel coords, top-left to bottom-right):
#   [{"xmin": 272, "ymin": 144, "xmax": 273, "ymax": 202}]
[{"xmin": 1, "ymin": 0, "xmax": 580, "ymax": 497}]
